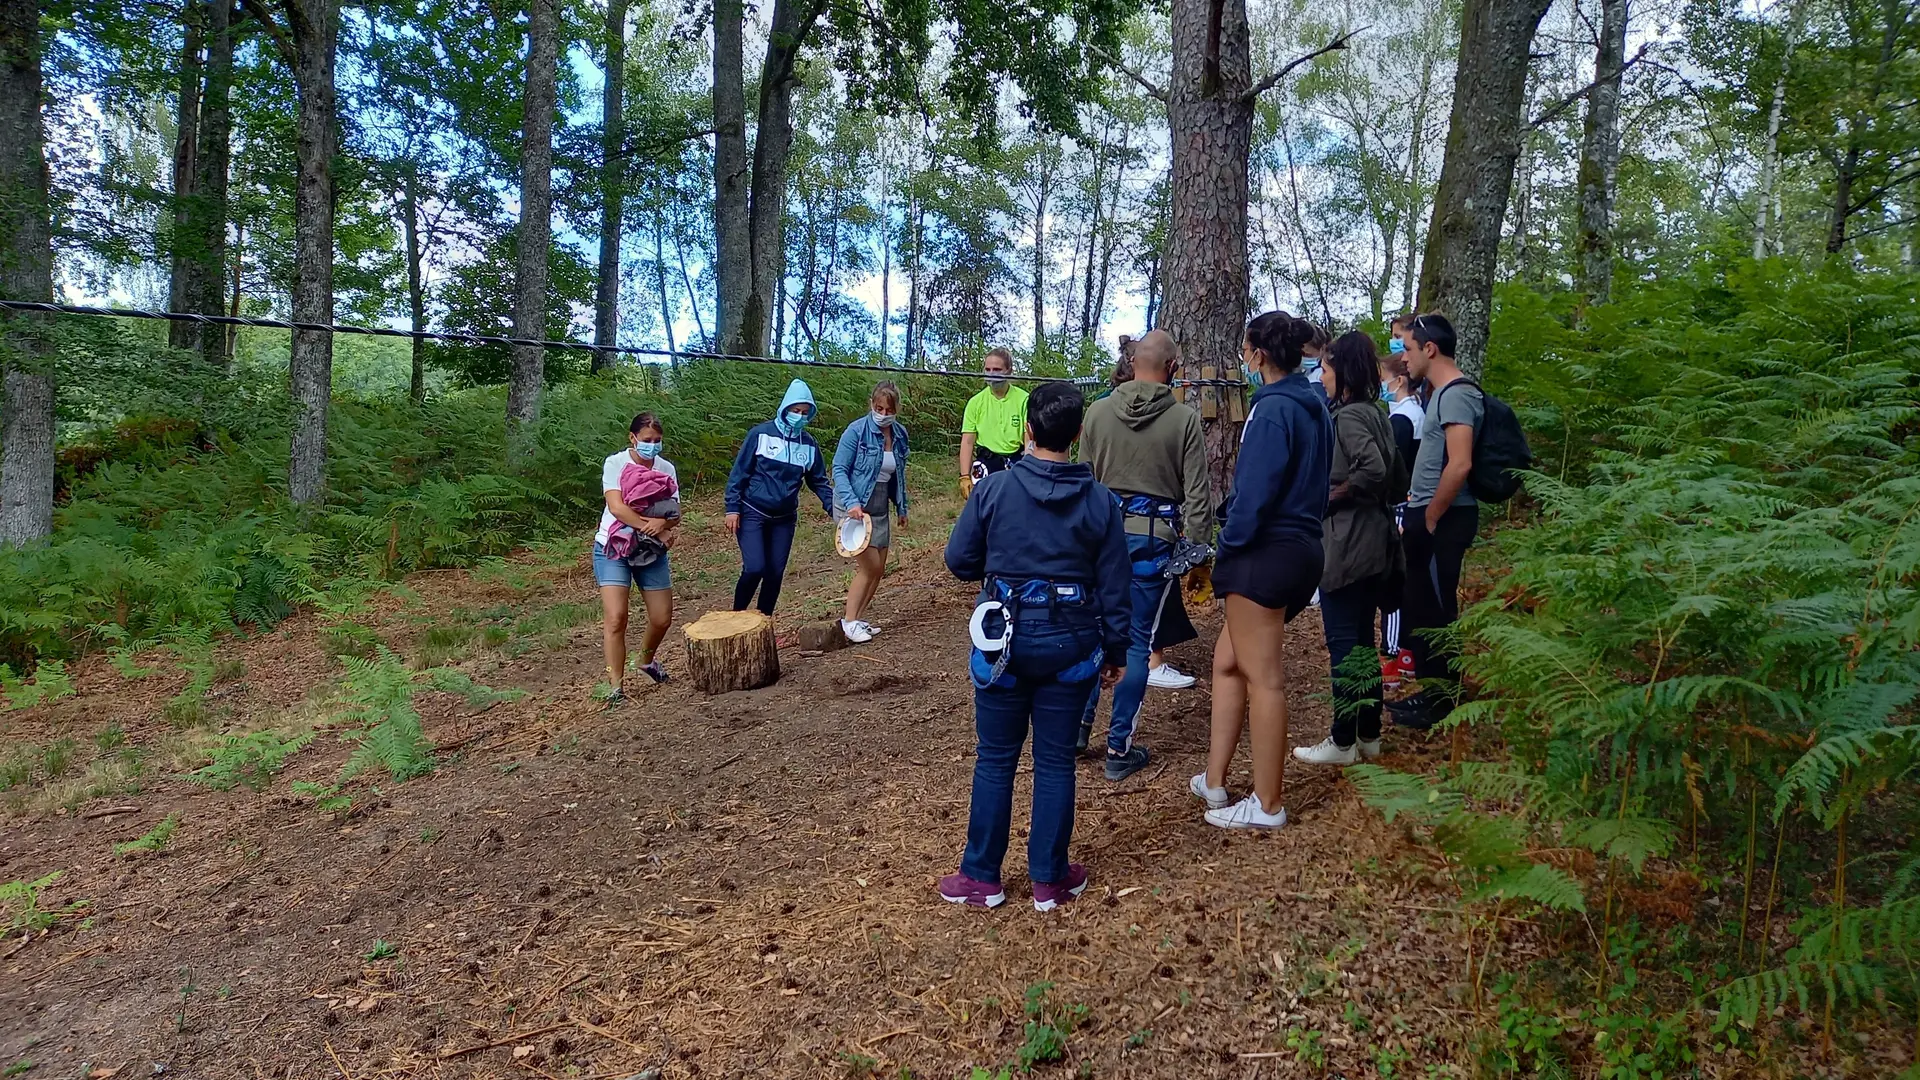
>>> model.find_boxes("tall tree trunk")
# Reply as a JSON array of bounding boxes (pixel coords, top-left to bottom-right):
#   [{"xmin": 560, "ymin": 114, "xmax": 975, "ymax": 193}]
[
  {"xmin": 509, "ymin": 0, "xmax": 558, "ymax": 434},
  {"xmin": 1163, "ymin": 0, "xmax": 1255, "ymax": 502},
  {"xmin": 285, "ymin": 0, "xmax": 338, "ymax": 506},
  {"xmin": 1092, "ymin": 142, "xmax": 1127, "ymax": 338},
  {"xmin": 401, "ymin": 166, "xmax": 426, "ymax": 403},
  {"xmin": 226, "ymin": 221, "xmax": 242, "ymax": 363},
  {"xmin": 651, "ymin": 204, "xmax": 675, "ymax": 357},
  {"xmin": 878, "ymin": 179, "xmax": 890, "ymax": 361},
  {"xmin": 904, "ymin": 186, "xmax": 922, "ymax": 362},
  {"xmin": 168, "ymin": 3, "xmax": 204, "ymax": 351},
  {"xmin": 1417, "ymin": 0, "xmax": 1554, "ymax": 378},
  {"xmin": 1824, "ymin": 4, "xmax": 1902, "ymax": 255},
  {"xmin": 674, "ymin": 235, "xmax": 704, "ymax": 351},
  {"xmin": 593, "ymin": 0, "xmax": 627, "ymax": 373},
  {"xmin": 1826, "ymin": 143, "xmax": 1862, "ymax": 254},
  {"xmin": 1402, "ymin": 15, "xmax": 1442, "ymax": 312},
  {"xmin": 711, "ymin": 0, "xmax": 748, "ymax": 351},
  {"xmin": 1576, "ymin": 0, "xmax": 1628, "ymax": 308},
  {"xmin": 1372, "ymin": 216, "xmax": 1398, "ymax": 322},
  {"xmin": 1081, "ymin": 131, "xmax": 1106, "ymax": 338},
  {"xmin": 184, "ymin": 0, "xmax": 233, "ymax": 369},
  {"xmin": 0, "ymin": 0, "xmax": 55, "ymax": 545},
  {"xmin": 1031, "ymin": 167, "xmax": 1049, "ymax": 356},
  {"xmin": 736, "ymin": 0, "xmax": 820, "ymax": 356},
  {"xmin": 1754, "ymin": 0, "xmax": 1801, "ymax": 258}
]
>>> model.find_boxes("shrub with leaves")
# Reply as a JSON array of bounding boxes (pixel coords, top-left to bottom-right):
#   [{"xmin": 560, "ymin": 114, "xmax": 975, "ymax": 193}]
[
  {"xmin": 0, "ymin": 661, "xmax": 76, "ymax": 710},
  {"xmin": 180, "ymin": 730, "xmax": 317, "ymax": 792},
  {"xmin": 114, "ymin": 814, "xmax": 180, "ymax": 856}
]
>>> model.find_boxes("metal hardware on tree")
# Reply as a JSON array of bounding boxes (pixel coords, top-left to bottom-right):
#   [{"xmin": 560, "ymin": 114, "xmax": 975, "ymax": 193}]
[{"xmin": 0, "ymin": 301, "xmax": 1252, "ymax": 388}]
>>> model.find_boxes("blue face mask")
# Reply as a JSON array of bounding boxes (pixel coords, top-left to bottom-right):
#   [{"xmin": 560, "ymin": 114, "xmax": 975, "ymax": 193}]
[
  {"xmin": 1243, "ymin": 362, "xmax": 1265, "ymax": 388},
  {"xmin": 1379, "ymin": 382, "xmax": 1396, "ymax": 403},
  {"xmin": 1388, "ymin": 338, "xmax": 1406, "ymax": 356},
  {"xmin": 780, "ymin": 408, "xmax": 812, "ymax": 435},
  {"xmin": 633, "ymin": 439, "xmax": 662, "ymax": 459}
]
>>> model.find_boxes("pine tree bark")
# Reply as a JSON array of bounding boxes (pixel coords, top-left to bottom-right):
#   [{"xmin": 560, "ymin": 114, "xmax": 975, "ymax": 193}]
[
  {"xmin": 1417, "ymin": 0, "xmax": 1553, "ymax": 379},
  {"xmin": 509, "ymin": 0, "xmax": 558, "ymax": 434},
  {"xmin": 284, "ymin": 0, "xmax": 338, "ymax": 506},
  {"xmin": 1163, "ymin": 0, "xmax": 1255, "ymax": 503},
  {"xmin": 1576, "ymin": 0, "xmax": 1628, "ymax": 308},
  {"xmin": 0, "ymin": 0, "xmax": 55, "ymax": 545},
  {"xmin": 593, "ymin": 0, "xmax": 627, "ymax": 373},
  {"xmin": 168, "ymin": 3, "xmax": 204, "ymax": 351},
  {"xmin": 183, "ymin": 0, "xmax": 234, "ymax": 369},
  {"xmin": 711, "ymin": 0, "xmax": 748, "ymax": 352}
]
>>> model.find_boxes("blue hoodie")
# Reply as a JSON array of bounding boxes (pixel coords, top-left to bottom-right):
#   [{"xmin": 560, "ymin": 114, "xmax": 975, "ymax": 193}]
[
  {"xmin": 1216, "ymin": 372, "xmax": 1333, "ymax": 559},
  {"xmin": 944, "ymin": 456, "xmax": 1132, "ymax": 660},
  {"xmin": 725, "ymin": 379, "xmax": 835, "ymax": 521}
]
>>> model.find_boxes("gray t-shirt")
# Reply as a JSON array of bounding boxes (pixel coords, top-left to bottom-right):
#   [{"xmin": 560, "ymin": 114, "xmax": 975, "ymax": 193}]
[{"xmin": 1408, "ymin": 380, "xmax": 1483, "ymax": 508}]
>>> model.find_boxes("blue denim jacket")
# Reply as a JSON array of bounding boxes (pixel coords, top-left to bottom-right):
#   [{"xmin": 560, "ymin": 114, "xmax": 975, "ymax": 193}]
[{"xmin": 831, "ymin": 414, "xmax": 910, "ymax": 516}]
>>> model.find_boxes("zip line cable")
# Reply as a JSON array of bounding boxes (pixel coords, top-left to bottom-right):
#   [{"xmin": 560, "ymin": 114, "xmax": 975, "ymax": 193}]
[{"xmin": 0, "ymin": 300, "xmax": 1252, "ymax": 388}]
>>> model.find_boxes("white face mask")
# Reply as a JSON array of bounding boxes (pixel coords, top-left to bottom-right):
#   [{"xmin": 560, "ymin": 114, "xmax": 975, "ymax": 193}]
[{"xmin": 872, "ymin": 411, "xmax": 895, "ymax": 428}]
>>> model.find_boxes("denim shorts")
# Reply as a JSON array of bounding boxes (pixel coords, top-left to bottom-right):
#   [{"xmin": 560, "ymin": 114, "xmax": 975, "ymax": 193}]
[{"xmin": 592, "ymin": 542, "xmax": 671, "ymax": 591}]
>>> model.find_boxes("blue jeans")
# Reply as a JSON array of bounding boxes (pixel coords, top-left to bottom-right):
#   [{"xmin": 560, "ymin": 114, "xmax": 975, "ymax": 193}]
[
  {"xmin": 1321, "ymin": 575, "xmax": 1386, "ymax": 747},
  {"xmin": 592, "ymin": 542, "xmax": 672, "ymax": 591},
  {"xmin": 1080, "ymin": 532, "xmax": 1173, "ymax": 756},
  {"xmin": 961, "ymin": 621, "xmax": 1103, "ymax": 886},
  {"xmin": 732, "ymin": 511, "xmax": 796, "ymax": 615}
]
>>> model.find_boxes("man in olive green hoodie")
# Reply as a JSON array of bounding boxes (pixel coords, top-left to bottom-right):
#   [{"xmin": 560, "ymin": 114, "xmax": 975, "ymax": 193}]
[{"xmin": 1077, "ymin": 330, "xmax": 1216, "ymax": 780}]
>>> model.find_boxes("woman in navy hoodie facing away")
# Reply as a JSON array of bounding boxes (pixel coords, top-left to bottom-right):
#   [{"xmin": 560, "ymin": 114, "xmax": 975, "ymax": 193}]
[
  {"xmin": 1192, "ymin": 311, "xmax": 1332, "ymax": 832},
  {"xmin": 725, "ymin": 379, "xmax": 835, "ymax": 616},
  {"xmin": 939, "ymin": 382, "xmax": 1132, "ymax": 911}
]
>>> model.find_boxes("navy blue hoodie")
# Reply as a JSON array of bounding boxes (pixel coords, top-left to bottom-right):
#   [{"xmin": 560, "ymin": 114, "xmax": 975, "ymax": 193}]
[
  {"xmin": 725, "ymin": 379, "xmax": 835, "ymax": 521},
  {"xmin": 944, "ymin": 456, "xmax": 1132, "ymax": 660},
  {"xmin": 1217, "ymin": 372, "xmax": 1333, "ymax": 559}
]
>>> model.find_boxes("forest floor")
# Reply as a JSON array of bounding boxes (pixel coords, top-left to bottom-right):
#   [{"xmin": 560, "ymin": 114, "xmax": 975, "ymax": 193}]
[{"xmin": 0, "ymin": 485, "xmax": 1504, "ymax": 1080}]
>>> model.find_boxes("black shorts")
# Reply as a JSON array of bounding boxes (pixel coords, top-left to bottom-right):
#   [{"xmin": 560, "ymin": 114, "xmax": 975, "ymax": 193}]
[
  {"xmin": 1213, "ymin": 538, "xmax": 1323, "ymax": 620},
  {"xmin": 972, "ymin": 445, "xmax": 1024, "ymax": 479}
]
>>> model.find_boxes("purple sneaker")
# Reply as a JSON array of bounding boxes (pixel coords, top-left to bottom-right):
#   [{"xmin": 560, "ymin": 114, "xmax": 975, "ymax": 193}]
[
  {"xmin": 1032, "ymin": 864, "xmax": 1089, "ymax": 912},
  {"xmin": 938, "ymin": 873, "xmax": 1006, "ymax": 908},
  {"xmin": 639, "ymin": 660, "xmax": 668, "ymax": 684}
]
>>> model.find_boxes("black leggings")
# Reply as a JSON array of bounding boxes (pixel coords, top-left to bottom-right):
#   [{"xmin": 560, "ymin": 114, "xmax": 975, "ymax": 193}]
[
  {"xmin": 1400, "ymin": 503, "xmax": 1479, "ymax": 701},
  {"xmin": 733, "ymin": 512, "xmax": 797, "ymax": 616}
]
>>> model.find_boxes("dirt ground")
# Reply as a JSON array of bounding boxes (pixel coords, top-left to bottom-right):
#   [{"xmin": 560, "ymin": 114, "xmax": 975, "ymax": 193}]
[{"xmin": 0, "ymin": 489, "xmax": 1483, "ymax": 1080}]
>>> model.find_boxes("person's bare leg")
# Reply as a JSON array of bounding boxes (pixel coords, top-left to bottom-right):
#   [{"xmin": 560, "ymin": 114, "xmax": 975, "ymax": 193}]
[
  {"xmin": 1225, "ymin": 594, "xmax": 1293, "ymax": 813},
  {"xmin": 599, "ymin": 584, "xmax": 630, "ymax": 689},
  {"xmin": 845, "ymin": 546, "xmax": 887, "ymax": 622},
  {"xmin": 638, "ymin": 587, "xmax": 673, "ymax": 663},
  {"xmin": 1206, "ymin": 622, "xmax": 1246, "ymax": 790},
  {"xmin": 1149, "ymin": 649, "xmax": 1166, "ymax": 670}
]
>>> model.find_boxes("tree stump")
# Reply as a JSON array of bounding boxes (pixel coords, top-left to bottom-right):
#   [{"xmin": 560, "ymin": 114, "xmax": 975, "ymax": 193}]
[
  {"xmin": 793, "ymin": 619, "xmax": 850, "ymax": 654},
  {"xmin": 683, "ymin": 610, "xmax": 780, "ymax": 695}
]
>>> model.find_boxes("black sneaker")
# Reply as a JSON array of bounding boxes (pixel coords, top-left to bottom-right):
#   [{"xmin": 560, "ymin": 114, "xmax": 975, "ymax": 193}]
[
  {"xmin": 604, "ymin": 687, "xmax": 627, "ymax": 709},
  {"xmin": 1075, "ymin": 722, "xmax": 1092, "ymax": 755},
  {"xmin": 1105, "ymin": 746, "xmax": 1151, "ymax": 781},
  {"xmin": 1387, "ymin": 692, "xmax": 1441, "ymax": 731}
]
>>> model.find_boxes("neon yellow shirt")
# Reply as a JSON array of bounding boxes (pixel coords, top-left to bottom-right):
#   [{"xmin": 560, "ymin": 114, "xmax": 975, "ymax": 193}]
[{"xmin": 962, "ymin": 385, "xmax": 1029, "ymax": 455}]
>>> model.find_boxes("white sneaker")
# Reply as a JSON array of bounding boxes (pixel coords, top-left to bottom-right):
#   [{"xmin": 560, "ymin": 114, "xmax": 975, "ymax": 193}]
[
  {"xmin": 840, "ymin": 619, "xmax": 873, "ymax": 644},
  {"xmin": 1292, "ymin": 737, "xmax": 1358, "ymax": 766},
  {"xmin": 1359, "ymin": 738, "xmax": 1383, "ymax": 760},
  {"xmin": 1205, "ymin": 794, "xmax": 1288, "ymax": 831},
  {"xmin": 1147, "ymin": 664, "xmax": 1197, "ymax": 690},
  {"xmin": 859, "ymin": 620, "xmax": 880, "ymax": 637},
  {"xmin": 1189, "ymin": 772, "xmax": 1231, "ymax": 809}
]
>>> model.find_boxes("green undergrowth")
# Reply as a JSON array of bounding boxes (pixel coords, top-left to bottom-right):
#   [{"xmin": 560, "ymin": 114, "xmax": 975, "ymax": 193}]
[{"xmin": 1356, "ymin": 262, "xmax": 1920, "ymax": 1074}]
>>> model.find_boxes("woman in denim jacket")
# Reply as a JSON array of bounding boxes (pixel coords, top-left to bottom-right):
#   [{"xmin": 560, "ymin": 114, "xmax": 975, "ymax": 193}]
[{"xmin": 832, "ymin": 382, "xmax": 910, "ymax": 643}]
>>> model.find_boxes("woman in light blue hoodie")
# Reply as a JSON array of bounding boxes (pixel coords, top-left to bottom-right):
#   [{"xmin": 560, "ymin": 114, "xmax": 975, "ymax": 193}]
[
  {"xmin": 831, "ymin": 381, "xmax": 910, "ymax": 643},
  {"xmin": 724, "ymin": 379, "xmax": 834, "ymax": 616}
]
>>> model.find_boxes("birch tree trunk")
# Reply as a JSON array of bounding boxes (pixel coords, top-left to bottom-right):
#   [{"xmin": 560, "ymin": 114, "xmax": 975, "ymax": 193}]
[
  {"xmin": 508, "ymin": 0, "xmax": 558, "ymax": 434},
  {"xmin": 1163, "ymin": 0, "xmax": 1255, "ymax": 501},
  {"xmin": 168, "ymin": 4, "xmax": 204, "ymax": 352},
  {"xmin": 284, "ymin": 0, "xmax": 338, "ymax": 506},
  {"xmin": 711, "ymin": 0, "xmax": 748, "ymax": 351},
  {"xmin": 1417, "ymin": 0, "xmax": 1553, "ymax": 379},
  {"xmin": 184, "ymin": 0, "xmax": 234, "ymax": 369},
  {"xmin": 0, "ymin": 0, "xmax": 55, "ymax": 545},
  {"xmin": 592, "ymin": 0, "xmax": 627, "ymax": 373},
  {"xmin": 1576, "ymin": 0, "xmax": 1628, "ymax": 307}
]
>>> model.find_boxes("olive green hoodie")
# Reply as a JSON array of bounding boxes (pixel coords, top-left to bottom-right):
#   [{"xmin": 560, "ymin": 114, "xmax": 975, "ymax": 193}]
[{"xmin": 1079, "ymin": 380, "xmax": 1215, "ymax": 542}]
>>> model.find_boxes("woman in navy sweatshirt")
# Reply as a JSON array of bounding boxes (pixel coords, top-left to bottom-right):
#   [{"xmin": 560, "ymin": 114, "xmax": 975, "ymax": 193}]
[
  {"xmin": 1192, "ymin": 311, "xmax": 1332, "ymax": 832},
  {"xmin": 725, "ymin": 379, "xmax": 835, "ymax": 616}
]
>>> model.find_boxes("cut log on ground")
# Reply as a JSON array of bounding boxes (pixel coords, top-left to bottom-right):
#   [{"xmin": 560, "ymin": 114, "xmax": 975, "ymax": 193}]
[
  {"xmin": 683, "ymin": 610, "xmax": 780, "ymax": 695},
  {"xmin": 793, "ymin": 619, "xmax": 849, "ymax": 654}
]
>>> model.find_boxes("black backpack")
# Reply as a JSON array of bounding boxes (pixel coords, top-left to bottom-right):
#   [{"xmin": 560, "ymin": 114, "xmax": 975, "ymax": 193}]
[{"xmin": 1435, "ymin": 379, "xmax": 1532, "ymax": 503}]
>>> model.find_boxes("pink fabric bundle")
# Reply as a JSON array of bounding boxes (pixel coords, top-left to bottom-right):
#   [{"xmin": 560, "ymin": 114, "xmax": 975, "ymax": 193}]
[{"xmin": 601, "ymin": 462, "xmax": 679, "ymax": 560}]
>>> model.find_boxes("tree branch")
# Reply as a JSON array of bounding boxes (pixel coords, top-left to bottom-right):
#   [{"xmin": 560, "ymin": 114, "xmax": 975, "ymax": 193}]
[
  {"xmin": 1847, "ymin": 165, "xmax": 1920, "ymax": 214},
  {"xmin": 1090, "ymin": 44, "xmax": 1167, "ymax": 103},
  {"xmin": 1842, "ymin": 212, "xmax": 1920, "ymax": 243},
  {"xmin": 237, "ymin": 0, "xmax": 292, "ymax": 66},
  {"xmin": 1242, "ymin": 26, "xmax": 1368, "ymax": 104},
  {"xmin": 1526, "ymin": 42, "xmax": 1651, "ymax": 131}
]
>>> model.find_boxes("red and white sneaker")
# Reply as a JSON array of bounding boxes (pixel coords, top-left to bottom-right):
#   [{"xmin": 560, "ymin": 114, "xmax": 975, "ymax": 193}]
[{"xmin": 1032, "ymin": 864, "xmax": 1089, "ymax": 912}]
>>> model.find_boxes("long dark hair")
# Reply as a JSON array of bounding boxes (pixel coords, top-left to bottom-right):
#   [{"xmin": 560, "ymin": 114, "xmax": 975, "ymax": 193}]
[
  {"xmin": 1327, "ymin": 331, "xmax": 1382, "ymax": 406},
  {"xmin": 1244, "ymin": 310, "xmax": 1315, "ymax": 374}
]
